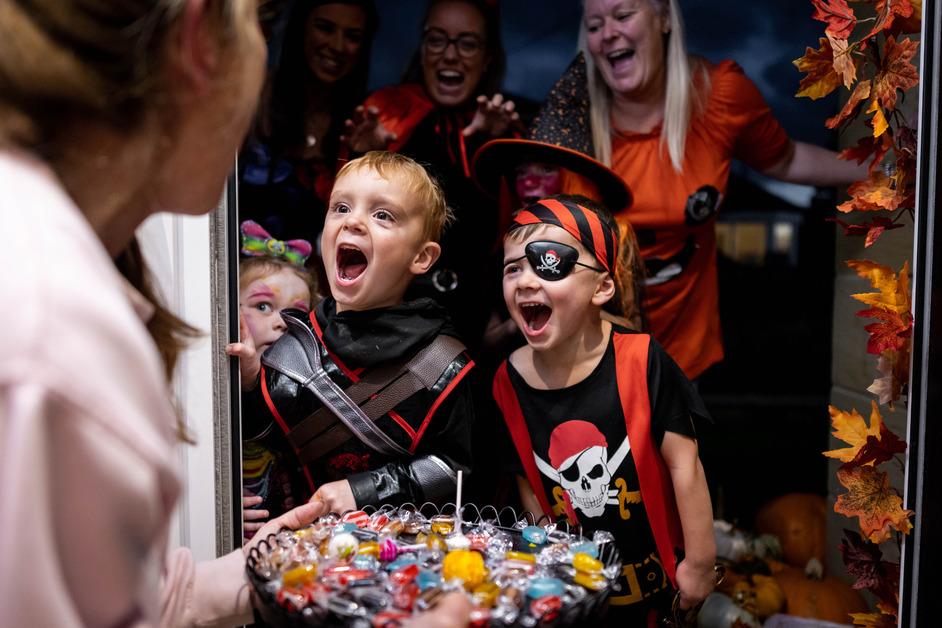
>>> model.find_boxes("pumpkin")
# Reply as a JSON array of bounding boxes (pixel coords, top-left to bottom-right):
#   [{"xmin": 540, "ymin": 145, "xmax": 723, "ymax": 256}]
[
  {"xmin": 755, "ymin": 493, "xmax": 827, "ymax": 568},
  {"xmin": 731, "ymin": 574, "xmax": 787, "ymax": 620},
  {"xmin": 773, "ymin": 563, "xmax": 868, "ymax": 623}
]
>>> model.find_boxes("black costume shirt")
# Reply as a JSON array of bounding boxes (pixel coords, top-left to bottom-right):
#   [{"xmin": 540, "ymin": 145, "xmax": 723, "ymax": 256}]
[
  {"xmin": 503, "ymin": 330, "xmax": 707, "ymax": 613},
  {"xmin": 243, "ymin": 298, "xmax": 475, "ymax": 517}
]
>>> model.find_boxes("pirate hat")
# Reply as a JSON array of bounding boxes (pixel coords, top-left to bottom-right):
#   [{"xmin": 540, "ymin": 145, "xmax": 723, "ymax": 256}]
[{"xmin": 471, "ymin": 54, "xmax": 631, "ymax": 213}]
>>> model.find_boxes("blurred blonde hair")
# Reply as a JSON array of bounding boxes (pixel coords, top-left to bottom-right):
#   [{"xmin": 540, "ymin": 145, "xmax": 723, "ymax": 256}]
[
  {"xmin": 335, "ymin": 151, "xmax": 454, "ymax": 242},
  {"xmin": 0, "ymin": 0, "xmax": 244, "ymax": 441},
  {"xmin": 578, "ymin": 0, "xmax": 708, "ymax": 172}
]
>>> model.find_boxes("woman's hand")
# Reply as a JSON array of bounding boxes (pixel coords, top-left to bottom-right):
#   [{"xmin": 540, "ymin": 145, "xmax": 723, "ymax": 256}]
[
  {"xmin": 243, "ymin": 500, "xmax": 327, "ymax": 556},
  {"xmin": 674, "ymin": 558, "xmax": 716, "ymax": 610},
  {"xmin": 242, "ymin": 490, "xmax": 269, "ymax": 541},
  {"xmin": 342, "ymin": 105, "xmax": 397, "ymax": 153},
  {"xmin": 310, "ymin": 480, "xmax": 356, "ymax": 514},
  {"xmin": 225, "ymin": 315, "xmax": 261, "ymax": 390},
  {"xmin": 462, "ymin": 93, "xmax": 519, "ymax": 138}
]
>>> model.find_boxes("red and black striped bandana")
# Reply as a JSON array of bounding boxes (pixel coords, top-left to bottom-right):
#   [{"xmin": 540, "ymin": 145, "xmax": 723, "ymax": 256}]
[{"xmin": 508, "ymin": 198, "xmax": 618, "ymax": 273}]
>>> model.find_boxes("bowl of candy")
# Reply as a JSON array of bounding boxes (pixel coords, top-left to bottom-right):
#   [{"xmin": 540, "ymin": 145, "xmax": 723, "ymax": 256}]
[{"xmin": 246, "ymin": 502, "xmax": 621, "ymax": 627}]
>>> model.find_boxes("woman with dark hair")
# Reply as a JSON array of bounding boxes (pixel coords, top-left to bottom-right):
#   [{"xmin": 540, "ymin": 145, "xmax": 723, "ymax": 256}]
[
  {"xmin": 342, "ymin": 0, "xmax": 519, "ymax": 354},
  {"xmin": 239, "ymin": 0, "xmax": 378, "ymax": 248}
]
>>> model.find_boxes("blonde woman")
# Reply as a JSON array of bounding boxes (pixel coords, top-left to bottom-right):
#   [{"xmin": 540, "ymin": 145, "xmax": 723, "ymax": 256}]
[
  {"xmin": 0, "ymin": 1, "xmax": 467, "ymax": 626},
  {"xmin": 560, "ymin": 0, "xmax": 868, "ymax": 379}
]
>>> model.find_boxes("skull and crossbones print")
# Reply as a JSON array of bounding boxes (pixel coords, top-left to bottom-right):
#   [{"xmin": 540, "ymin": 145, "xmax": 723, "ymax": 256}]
[
  {"xmin": 535, "ymin": 249, "xmax": 562, "ymax": 275},
  {"xmin": 533, "ymin": 420, "xmax": 634, "ymax": 518}
]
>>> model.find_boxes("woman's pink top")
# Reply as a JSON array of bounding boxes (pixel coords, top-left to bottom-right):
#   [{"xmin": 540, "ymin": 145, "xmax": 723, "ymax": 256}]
[{"xmin": 0, "ymin": 150, "xmax": 252, "ymax": 627}]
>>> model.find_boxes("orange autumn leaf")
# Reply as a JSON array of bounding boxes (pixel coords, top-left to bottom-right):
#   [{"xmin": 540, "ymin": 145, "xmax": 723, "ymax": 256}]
[
  {"xmin": 812, "ymin": 0, "xmax": 858, "ymax": 38},
  {"xmin": 835, "ymin": 465, "xmax": 914, "ymax": 543},
  {"xmin": 876, "ymin": 599, "xmax": 899, "ymax": 617},
  {"xmin": 794, "ymin": 37, "xmax": 843, "ymax": 99},
  {"xmin": 867, "ymin": 99, "xmax": 890, "ymax": 137},
  {"xmin": 847, "ymin": 259, "xmax": 911, "ymax": 315},
  {"xmin": 837, "ymin": 171, "xmax": 901, "ymax": 212},
  {"xmin": 871, "ymin": 36, "xmax": 919, "ymax": 111},
  {"xmin": 829, "ymin": 34, "xmax": 857, "ymax": 89},
  {"xmin": 865, "ymin": 0, "xmax": 915, "ymax": 39},
  {"xmin": 825, "ymin": 402, "xmax": 883, "ymax": 463},
  {"xmin": 851, "ymin": 612, "xmax": 897, "ymax": 628},
  {"xmin": 827, "ymin": 79, "xmax": 870, "ymax": 128}
]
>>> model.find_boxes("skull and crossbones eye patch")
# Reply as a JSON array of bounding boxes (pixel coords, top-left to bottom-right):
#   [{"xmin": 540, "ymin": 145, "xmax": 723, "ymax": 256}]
[{"xmin": 505, "ymin": 241, "xmax": 606, "ymax": 281}]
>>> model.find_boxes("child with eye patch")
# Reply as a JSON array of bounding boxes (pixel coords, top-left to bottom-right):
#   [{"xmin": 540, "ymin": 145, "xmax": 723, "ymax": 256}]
[{"xmin": 492, "ymin": 194, "xmax": 716, "ymax": 625}]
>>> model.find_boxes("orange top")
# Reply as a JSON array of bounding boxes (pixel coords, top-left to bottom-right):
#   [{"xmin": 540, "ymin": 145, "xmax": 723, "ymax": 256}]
[{"xmin": 611, "ymin": 60, "xmax": 792, "ymax": 379}]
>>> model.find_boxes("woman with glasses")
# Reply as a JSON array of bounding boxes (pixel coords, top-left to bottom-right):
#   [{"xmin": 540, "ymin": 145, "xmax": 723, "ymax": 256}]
[{"xmin": 341, "ymin": 0, "xmax": 518, "ymax": 359}]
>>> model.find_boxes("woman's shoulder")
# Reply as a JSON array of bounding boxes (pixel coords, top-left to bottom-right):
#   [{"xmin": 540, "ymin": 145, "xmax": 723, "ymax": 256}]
[
  {"xmin": 0, "ymin": 151, "xmax": 174, "ymax": 445},
  {"xmin": 700, "ymin": 58, "xmax": 766, "ymax": 109}
]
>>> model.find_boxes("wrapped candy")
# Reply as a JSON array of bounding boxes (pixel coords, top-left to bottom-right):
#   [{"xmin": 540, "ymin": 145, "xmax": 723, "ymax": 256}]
[
  {"xmin": 247, "ymin": 504, "xmax": 621, "ymax": 627},
  {"xmin": 327, "ymin": 532, "xmax": 358, "ymax": 560},
  {"xmin": 442, "ymin": 550, "xmax": 488, "ymax": 590}
]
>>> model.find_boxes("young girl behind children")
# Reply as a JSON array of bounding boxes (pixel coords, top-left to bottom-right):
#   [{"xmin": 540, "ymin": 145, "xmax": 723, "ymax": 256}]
[
  {"xmin": 227, "ymin": 227, "xmax": 318, "ymax": 537},
  {"xmin": 492, "ymin": 195, "xmax": 715, "ymax": 625}
]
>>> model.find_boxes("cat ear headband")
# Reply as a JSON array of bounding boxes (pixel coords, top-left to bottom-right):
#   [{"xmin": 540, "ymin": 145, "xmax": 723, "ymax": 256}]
[{"xmin": 240, "ymin": 220, "xmax": 312, "ymax": 266}]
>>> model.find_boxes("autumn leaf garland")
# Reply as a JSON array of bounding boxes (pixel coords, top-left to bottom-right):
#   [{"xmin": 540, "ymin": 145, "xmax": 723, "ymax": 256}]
[
  {"xmin": 796, "ymin": 0, "xmax": 920, "ymax": 243},
  {"xmin": 795, "ymin": 1, "xmax": 920, "ymax": 625}
]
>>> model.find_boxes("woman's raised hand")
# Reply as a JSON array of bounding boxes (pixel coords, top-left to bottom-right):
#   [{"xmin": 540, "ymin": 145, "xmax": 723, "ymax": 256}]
[
  {"xmin": 342, "ymin": 105, "xmax": 397, "ymax": 153},
  {"xmin": 462, "ymin": 93, "xmax": 519, "ymax": 138}
]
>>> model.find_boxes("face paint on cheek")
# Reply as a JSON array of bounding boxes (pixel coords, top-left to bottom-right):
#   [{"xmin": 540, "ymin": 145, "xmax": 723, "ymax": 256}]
[{"xmin": 515, "ymin": 164, "xmax": 562, "ymax": 202}]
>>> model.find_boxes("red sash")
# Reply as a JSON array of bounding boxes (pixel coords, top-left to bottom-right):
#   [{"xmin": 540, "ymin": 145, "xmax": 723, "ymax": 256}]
[{"xmin": 493, "ymin": 331, "xmax": 684, "ymax": 586}]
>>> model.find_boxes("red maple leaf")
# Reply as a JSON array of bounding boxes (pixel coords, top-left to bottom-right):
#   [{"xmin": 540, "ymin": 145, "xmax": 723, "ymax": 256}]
[
  {"xmin": 865, "ymin": 0, "xmax": 914, "ymax": 39},
  {"xmin": 812, "ymin": 0, "xmax": 858, "ymax": 37},
  {"xmin": 839, "ymin": 529, "xmax": 900, "ymax": 603},
  {"xmin": 856, "ymin": 307, "xmax": 913, "ymax": 354},
  {"xmin": 844, "ymin": 420, "xmax": 907, "ymax": 468},
  {"xmin": 828, "ymin": 216, "xmax": 904, "ymax": 247},
  {"xmin": 888, "ymin": 0, "xmax": 922, "ymax": 35},
  {"xmin": 871, "ymin": 36, "xmax": 919, "ymax": 111},
  {"xmin": 839, "ymin": 134, "xmax": 893, "ymax": 175},
  {"xmin": 863, "ymin": 216, "xmax": 904, "ymax": 247}
]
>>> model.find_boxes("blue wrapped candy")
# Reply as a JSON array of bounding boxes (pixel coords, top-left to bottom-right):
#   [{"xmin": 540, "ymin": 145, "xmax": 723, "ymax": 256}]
[
  {"xmin": 526, "ymin": 576, "xmax": 565, "ymax": 599},
  {"xmin": 521, "ymin": 525, "xmax": 548, "ymax": 545}
]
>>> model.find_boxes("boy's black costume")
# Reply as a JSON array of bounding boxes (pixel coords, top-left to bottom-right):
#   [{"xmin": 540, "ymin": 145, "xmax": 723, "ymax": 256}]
[{"xmin": 245, "ymin": 297, "xmax": 474, "ymax": 510}]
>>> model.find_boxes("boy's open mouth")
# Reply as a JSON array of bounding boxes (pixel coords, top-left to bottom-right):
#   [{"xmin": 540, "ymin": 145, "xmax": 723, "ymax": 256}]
[
  {"xmin": 520, "ymin": 302, "xmax": 551, "ymax": 333},
  {"xmin": 337, "ymin": 245, "xmax": 368, "ymax": 282}
]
